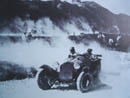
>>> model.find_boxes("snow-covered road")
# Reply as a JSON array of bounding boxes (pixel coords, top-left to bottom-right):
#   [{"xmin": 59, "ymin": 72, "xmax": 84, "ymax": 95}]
[
  {"xmin": 0, "ymin": 66, "xmax": 130, "ymax": 98},
  {"xmin": 0, "ymin": 78, "xmax": 117, "ymax": 98}
]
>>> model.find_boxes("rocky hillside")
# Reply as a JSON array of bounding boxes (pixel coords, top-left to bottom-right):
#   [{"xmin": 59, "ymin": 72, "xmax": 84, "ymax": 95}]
[{"xmin": 0, "ymin": 0, "xmax": 130, "ymax": 34}]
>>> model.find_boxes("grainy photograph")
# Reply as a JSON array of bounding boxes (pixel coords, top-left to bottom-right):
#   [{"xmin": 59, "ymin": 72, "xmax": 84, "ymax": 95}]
[{"xmin": 0, "ymin": 0, "xmax": 130, "ymax": 98}]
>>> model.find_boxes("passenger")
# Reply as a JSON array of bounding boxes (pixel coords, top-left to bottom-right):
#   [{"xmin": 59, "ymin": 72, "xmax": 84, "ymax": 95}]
[
  {"xmin": 86, "ymin": 48, "xmax": 92, "ymax": 56},
  {"xmin": 83, "ymin": 48, "xmax": 94, "ymax": 60}
]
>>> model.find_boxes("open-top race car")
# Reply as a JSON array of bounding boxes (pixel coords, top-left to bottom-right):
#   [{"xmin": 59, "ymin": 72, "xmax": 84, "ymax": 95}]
[{"xmin": 37, "ymin": 51, "xmax": 102, "ymax": 92}]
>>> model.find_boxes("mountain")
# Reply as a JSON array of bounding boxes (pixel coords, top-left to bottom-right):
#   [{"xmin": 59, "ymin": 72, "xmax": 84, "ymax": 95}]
[{"xmin": 0, "ymin": 0, "xmax": 130, "ymax": 34}]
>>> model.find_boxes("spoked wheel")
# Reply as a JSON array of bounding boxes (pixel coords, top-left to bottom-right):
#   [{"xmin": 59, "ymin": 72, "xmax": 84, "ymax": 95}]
[
  {"xmin": 37, "ymin": 71, "xmax": 55, "ymax": 90},
  {"xmin": 77, "ymin": 72, "xmax": 93, "ymax": 93}
]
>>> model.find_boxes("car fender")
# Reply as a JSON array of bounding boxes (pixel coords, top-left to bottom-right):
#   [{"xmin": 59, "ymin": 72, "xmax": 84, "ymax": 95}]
[
  {"xmin": 40, "ymin": 64, "xmax": 55, "ymax": 72},
  {"xmin": 39, "ymin": 64, "xmax": 58, "ymax": 78}
]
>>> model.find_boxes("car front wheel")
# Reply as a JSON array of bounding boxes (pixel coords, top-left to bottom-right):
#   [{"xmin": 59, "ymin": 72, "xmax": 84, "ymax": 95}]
[
  {"xmin": 37, "ymin": 71, "xmax": 55, "ymax": 90},
  {"xmin": 76, "ymin": 72, "xmax": 93, "ymax": 92}
]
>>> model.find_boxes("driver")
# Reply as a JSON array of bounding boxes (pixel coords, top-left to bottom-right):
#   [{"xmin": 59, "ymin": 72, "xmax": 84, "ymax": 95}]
[{"xmin": 68, "ymin": 47, "xmax": 77, "ymax": 59}]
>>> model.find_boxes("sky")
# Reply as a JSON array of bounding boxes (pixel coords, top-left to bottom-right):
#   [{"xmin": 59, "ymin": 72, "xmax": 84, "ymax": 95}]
[
  {"xmin": 61, "ymin": 0, "xmax": 130, "ymax": 15},
  {"xmin": 84, "ymin": 0, "xmax": 130, "ymax": 15}
]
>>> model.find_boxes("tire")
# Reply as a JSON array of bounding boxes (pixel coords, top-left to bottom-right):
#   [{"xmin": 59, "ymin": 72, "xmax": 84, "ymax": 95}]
[
  {"xmin": 76, "ymin": 72, "xmax": 93, "ymax": 93},
  {"xmin": 37, "ymin": 71, "xmax": 54, "ymax": 90}
]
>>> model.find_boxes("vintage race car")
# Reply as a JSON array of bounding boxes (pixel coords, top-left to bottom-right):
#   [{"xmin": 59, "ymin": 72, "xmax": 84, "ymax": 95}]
[{"xmin": 37, "ymin": 53, "xmax": 102, "ymax": 92}]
